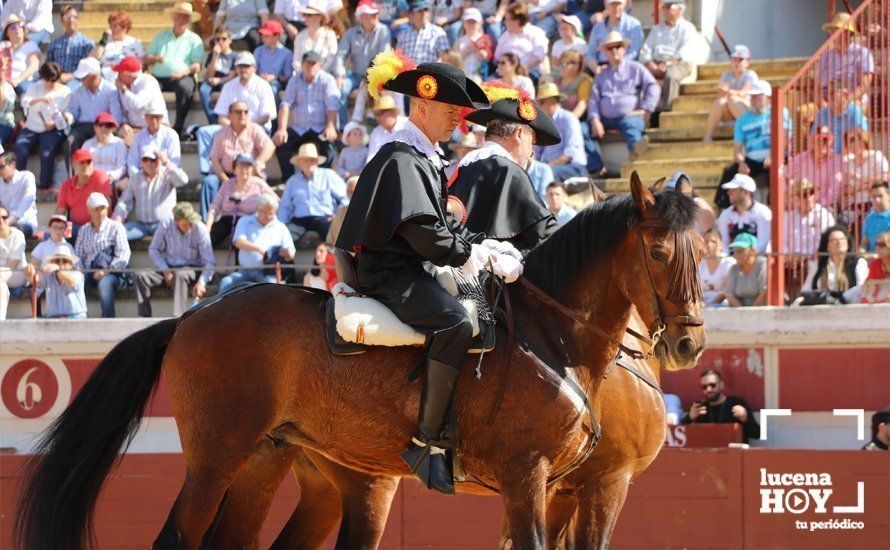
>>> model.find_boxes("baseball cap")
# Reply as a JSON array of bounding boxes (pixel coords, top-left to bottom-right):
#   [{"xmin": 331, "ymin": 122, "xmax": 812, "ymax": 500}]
[
  {"xmin": 173, "ymin": 202, "xmax": 201, "ymax": 223},
  {"xmin": 557, "ymin": 14, "xmax": 583, "ymax": 35},
  {"xmin": 665, "ymin": 171, "xmax": 692, "ymax": 190},
  {"xmin": 748, "ymin": 79, "xmax": 772, "ymax": 97},
  {"xmin": 234, "ymin": 154, "xmax": 255, "ymax": 165},
  {"xmin": 140, "ymin": 147, "xmax": 159, "ymax": 160},
  {"xmin": 258, "ymin": 19, "xmax": 284, "ymax": 35},
  {"xmin": 728, "ymin": 233, "xmax": 758, "ymax": 250},
  {"xmin": 71, "ymin": 149, "xmax": 93, "ymax": 163},
  {"xmin": 356, "ymin": 1, "xmax": 382, "ymax": 16},
  {"xmin": 235, "ymin": 51, "xmax": 256, "ymax": 66},
  {"xmin": 48, "ymin": 213, "xmax": 68, "ymax": 225},
  {"xmin": 462, "ymin": 8, "xmax": 482, "ymax": 22},
  {"xmin": 731, "ymin": 45, "xmax": 751, "ymax": 60},
  {"xmin": 302, "ymin": 51, "xmax": 322, "ymax": 64},
  {"xmin": 721, "ymin": 173, "xmax": 757, "ymax": 193},
  {"xmin": 144, "ymin": 105, "xmax": 167, "ymax": 117},
  {"xmin": 86, "ymin": 192, "xmax": 109, "ymax": 210},
  {"xmin": 409, "ymin": 0, "xmax": 431, "ymax": 12},
  {"xmin": 111, "ymin": 56, "xmax": 142, "ymax": 73},
  {"xmin": 73, "ymin": 57, "xmax": 101, "ymax": 79},
  {"xmin": 94, "ymin": 112, "xmax": 119, "ymax": 128}
]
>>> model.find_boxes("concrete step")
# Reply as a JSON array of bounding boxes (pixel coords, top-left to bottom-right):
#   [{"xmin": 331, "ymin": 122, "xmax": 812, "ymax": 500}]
[
  {"xmin": 672, "ymin": 94, "xmax": 720, "ymax": 111},
  {"xmin": 696, "ymin": 57, "xmax": 807, "ymax": 81},
  {"xmin": 636, "ymin": 140, "xmax": 734, "ymax": 161},
  {"xmin": 620, "ymin": 156, "xmax": 731, "ymax": 180},
  {"xmin": 646, "ymin": 125, "xmax": 733, "ymax": 142},
  {"xmin": 80, "ymin": 0, "xmax": 178, "ymax": 10},
  {"xmin": 81, "ymin": 25, "xmax": 170, "ymax": 44},
  {"xmin": 682, "ymin": 76, "xmax": 787, "ymax": 95},
  {"xmin": 658, "ymin": 109, "xmax": 712, "ymax": 130}
]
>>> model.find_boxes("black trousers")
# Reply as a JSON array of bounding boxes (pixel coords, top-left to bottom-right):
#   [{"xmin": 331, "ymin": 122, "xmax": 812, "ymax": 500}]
[
  {"xmin": 716, "ymin": 157, "xmax": 771, "ymax": 209},
  {"xmin": 286, "ymin": 216, "xmax": 331, "ymax": 241},
  {"xmin": 210, "ymin": 215, "xmax": 236, "ymax": 248},
  {"xmin": 357, "ymin": 264, "xmax": 473, "ymax": 368},
  {"xmin": 157, "ymin": 75, "xmax": 197, "ymax": 134},
  {"xmin": 275, "ymin": 128, "xmax": 334, "ymax": 182},
  {"xmin": 68, "ymin": 122, "xmax": 95, "ymax": 155}
]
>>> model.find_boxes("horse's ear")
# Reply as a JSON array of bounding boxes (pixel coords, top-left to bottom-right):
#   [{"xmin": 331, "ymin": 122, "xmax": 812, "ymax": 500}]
[
  {"xmin": 650, "ymin": 177, "xmax": 666, "ymax": 191},
  {"xmin": 630, "ymin": 171, "xmax": 656, "ymax": 213}
]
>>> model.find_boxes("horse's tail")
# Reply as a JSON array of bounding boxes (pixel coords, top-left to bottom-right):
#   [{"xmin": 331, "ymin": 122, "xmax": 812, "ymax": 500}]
[{"xmin": 14, "ymin": 318, "xmax": 179, "ymax": 550}]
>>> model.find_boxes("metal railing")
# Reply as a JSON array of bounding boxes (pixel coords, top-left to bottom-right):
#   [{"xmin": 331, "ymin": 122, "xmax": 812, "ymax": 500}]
[{"xmin": 768, "ymin": 0, "xmax": 889, "ymax": 305}]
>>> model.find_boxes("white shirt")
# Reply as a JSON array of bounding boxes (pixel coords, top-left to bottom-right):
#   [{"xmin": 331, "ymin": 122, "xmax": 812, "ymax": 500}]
[
  {"xmin": 639, "ymin": 18, "xmax": 698, "ymax": 64},
  {"xmin": 716, "ymin": 201, "xmax": 773, "ymax": 254},
  {"xmin": 551, "ymin": 37, "xmax": 587, "ymax": 65},
  {"xmin": 802, "ymin": 257, "xmax": 869, "ymax": 303},
  {"xmin": 698, "ymin": 256, "xmax": 736, "ymax": 305},
  {"xmin": 783, "ymin": 204, "xmax": 835, "ymax": 255},
  {"xmin": 30, "ymin": 238, "xmax": 76, "ymax": 266},
  {"xmin": 843, "ymin": 150, "xmax": 890, "ymax": 204},
  {"xmin": 213, "ymin": 75, "xmax": 277, "ymax": 131},
  {"xmin": 383, "ymin": 119, "xmax": 446, "ymax": 169},
  {"xmin": 458, "ymin": 140, "xmax": 515, "ymax": 168},
  {"xmin": 2, "ymin": 39, "xmax": 39, "ymax": 81},
  {"xmin": 0, "ymin": 169, "xmax": 37, "ymax": 228},
  {"xmin": 20, "ymin": 80, "xmax": 71, "ymax": 133},
  {"xmin": 367, "ymin": 115, "xmax": 408, "ymax": 163},
  {"xmin": 120, "ymin": 72, "xmax": 169, "ymax": 127},
  {"xmin": 292, "ymin": 26, "xmax": 339, "ymax": 75},
  {"xmin": 0, "ymin": 226, "xmax": 26, "ymax": 271},
  {"xmin": 127, "ymin": 125, "xmax": 182, "ymax": 176},
  {"xmin": 1, "ymin": 0, "xmax": 53, "ymax": 34},
  {"xmin": 83, "ymin": 136, "xmax": 128, "ymax": 182},
  {"xmin": 493, "ymin": 24, "xmax": 549, "ymax": 69},
  {"xmin": 99, "ymin": 36, "xmax": 146, "ymax": 82}
]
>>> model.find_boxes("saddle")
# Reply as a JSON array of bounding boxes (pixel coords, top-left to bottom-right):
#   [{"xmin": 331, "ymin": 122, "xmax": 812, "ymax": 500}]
[{"xmin": 326, "ymin": 248, "xmax": 495, "ymax": 356}]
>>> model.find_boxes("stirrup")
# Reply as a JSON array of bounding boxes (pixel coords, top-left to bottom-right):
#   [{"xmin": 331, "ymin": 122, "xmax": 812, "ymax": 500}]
[{"xmin": 467, "ymin": 321, "xmax": 495, "ymax": 354}]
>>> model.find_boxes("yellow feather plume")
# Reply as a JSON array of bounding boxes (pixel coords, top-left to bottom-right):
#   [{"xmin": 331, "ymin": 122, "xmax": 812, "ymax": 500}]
[
  {"xmin": 480, "ymin": 81, "xmax": 523, "ymax": 103},
  {"xmin": 366, "ymin": 49, "xmax": 417, "ymax": 100}
]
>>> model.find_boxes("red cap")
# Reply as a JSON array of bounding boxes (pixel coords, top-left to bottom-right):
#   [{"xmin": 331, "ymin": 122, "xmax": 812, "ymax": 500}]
[
  {"xmin": 71, "ymin": 149, "xmax": 93, "ymax": 163},
  {"xmin": 111, "ymin": 56, "xmax": 142, "ymax": 73},
  {"xmin": 258, "ymin": 20, "xmax": 284, "ymax": 36},
  {"xmin": 94, "ymin": 112, "xmax": 119, "ymax": 128}
]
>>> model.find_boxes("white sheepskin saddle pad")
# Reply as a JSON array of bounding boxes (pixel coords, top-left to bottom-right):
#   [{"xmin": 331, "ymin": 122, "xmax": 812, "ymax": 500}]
[{"xmin": 333, "ymin": 282, "xmax": 480, "ymax": 347}]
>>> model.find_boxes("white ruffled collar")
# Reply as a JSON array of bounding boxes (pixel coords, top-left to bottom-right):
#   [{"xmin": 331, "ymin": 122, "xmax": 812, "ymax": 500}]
[
  {"xmin": 383, "ymin": 119, "xmax": 447, "ymax": 170},
  {"xmin": 458, "ymin": 140, "xmax": 517, "ymax": 168}
]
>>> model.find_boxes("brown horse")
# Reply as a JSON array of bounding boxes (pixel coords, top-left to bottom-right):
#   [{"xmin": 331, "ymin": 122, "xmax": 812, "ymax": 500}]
[{"xmin": 15, "ymin": 175, "xmax": 704, "ymax": 550}]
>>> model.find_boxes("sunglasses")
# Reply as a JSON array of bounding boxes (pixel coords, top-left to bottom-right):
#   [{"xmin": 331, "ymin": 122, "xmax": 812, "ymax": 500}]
[
  {"xmin": 606, "ymin": 44, "xmax": 624, "ymax": 51},
  {"xmin": 94, "ymin": 123, "xmax": 116, "ymax": 128},
  {"xmin": 700, "ymin": 383, "xmax": 718, "ymax": 389},
  {"xmin": 7, "ymin": 22, "xmax": 23, "ymax": 31},
  {"xmin": 78, "ymin": 159, "xmax": 93, "ymax": 164},
  {"xmin": 230, "ymin": 108, "xmax": 249, "ymax": 114}
]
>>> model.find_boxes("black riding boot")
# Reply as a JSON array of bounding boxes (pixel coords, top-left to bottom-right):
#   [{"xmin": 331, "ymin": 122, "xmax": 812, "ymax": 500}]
[{"xmin": 401, "ymin": 358, "xmax": 461, "ymax": 495}]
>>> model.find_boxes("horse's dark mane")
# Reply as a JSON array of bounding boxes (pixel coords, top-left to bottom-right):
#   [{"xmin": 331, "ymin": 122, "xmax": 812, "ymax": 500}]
[{"xmin": 524, "ymin": 191, "xmax": 699, "ymax": 300}]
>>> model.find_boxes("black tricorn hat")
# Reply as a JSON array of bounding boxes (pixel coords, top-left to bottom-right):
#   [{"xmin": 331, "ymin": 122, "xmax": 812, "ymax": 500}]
[
  {"xmin": 465, "ymin": 91, "xmax": 561, "ymax": 147},
  {"xmin": 383, "ymin": 62, "xmax": 490, "ymax": 109}
]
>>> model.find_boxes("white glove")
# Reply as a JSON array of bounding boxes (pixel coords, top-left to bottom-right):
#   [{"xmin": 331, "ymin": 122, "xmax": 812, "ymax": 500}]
[
  {"xmin": 460, "ymin": 244, "xmax": 492, "ymax": 279},
  {"xmin": 481, "ymin": 238, "xmax": 522, "ymax": 261},
  {"xmin": 491, "ymin": 252, "xmax": 523, "ymax": 283}
]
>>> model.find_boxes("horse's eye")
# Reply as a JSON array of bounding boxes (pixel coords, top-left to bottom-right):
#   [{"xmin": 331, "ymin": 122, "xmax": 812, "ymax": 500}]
[{"xmin": 649, "ymin": 250, "xmax": 669, "ymax": 264}]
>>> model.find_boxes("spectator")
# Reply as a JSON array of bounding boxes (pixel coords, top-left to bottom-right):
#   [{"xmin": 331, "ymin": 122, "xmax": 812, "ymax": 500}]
[
  {"xmin": 0, "ymin": 152, "xmax": 36, "ymax": 238},
  {"xmin": 31, "ymin": 245, "xmax": 87, "ymax": 319},
  {"xmin": 199, "ymin": 28, "xmax": 238, "ymax": 124},
  {"xmin": 841, "ymin": 129, "xmax": 889, "ymax": 229},
  {"xmin": 493, "ymin": 3, "xmax": 548, "ymax": 77},
  {"xmin": 0, "ymin": 71, "xmax": 14, "ymax": 144},
  {"xmin": 0, "ymin": 0, "xmax": 53, "ymax": 46},
  {"xmin": 112, "ymin": 56, "xmax": 169, "ymax": 139},
  {"xmin": 273, "ymin": 50, "xmax": 339, "ymax": 180},
  {"xmin": 90, "ymin": 10, "xmax": 146, "ymax": 83},
  {"xmin": 801, "ymin": 225, "xmax": 868, "ymax": 304},
  {"xmin": 68, "ymin": 57, "xmax": 125, "ymax": 153},
  {"xmin": 527, "ymin": 158, "xmax": 555, "ymax": 199},
  {"xmin": 528, "ymin": 0, "xmax": 564, "ymax": 41},
  {"xmin": 338, "ymin": 2, "xmax": 391, "ymax": 125},
  {"xmin": 303, "ymin": 242, "xmax": 338, "ymax": 290},
  {"xmin": 550, "ymin": 14, "xmax": 586, "ymax": 71},
  {"xmin": 144, "ymin": 2, "xmax": 205, "ymax": 136},
  {"xmin": 273, "ymin": 0, "xmax": 346, "ymax": 47},
  {"xmin": 862, "ymin": 182, "xmax": 890, "ymax": 252},
  {"xmin": 431, "ymin": 0, "xmax": 464, "ymax": 44},
  {"xmin": 702, "ymin": 45, "xmax": 757, "ymax": 143},
  {"xmin": 681, "ymin": 369, "xmax": 760, "ymax": 443},
  {"xmin": 724, "ymin": 232, "xmax": 766, "ymax": 307},
  {"xmin": 14, "ymin": 62, "xmax": 71, "ymax": 189},
  {"xmin": 862, "ymin": 409, "xmax": 890, "ymax": 451},
  {"xmin": 784, "ymin": 178, "xmax": 835, "ymax": 257},
  {"xmin": 1, "ymin": 15, "xmax": 40, "ymax": 94},
  {"xmin": 56, "ymin": 149, "xmax": 113, "ymax": 236},
  {"xmin": 860, "ymin": 231, "xmax": 890, "ymax": 304},
  {"xmin": 46, "ymin": 6, "xmax": 94, "ymax": 88},
  {"xmin": 24, "ymin": 214, "xmax": 75, "ymax": 276},
  {"xmin": 444, "ymin": 132, "xmax": 477, "ymax": 180},
  {"xmin": 555, "ymin": 50, "xmax": 592, "ymax": 120},
  {"xmin": 397, "ymin": 1, "xmax": 450, "ymax": 67},
  {"xmin": 114, "ymin": 148, "xmax": 189, "ymax": 241},
  {"xmin": 335, "ymin": 121, "xmax": 369, "ymax": 180},
  {"xmin": 813, "ymin": 87, "xmax": 867, "ymax": 154},
  {"xmin": 535, "ymin": 82, "xmax": 587, "ymax": 180},
  {"xmin": 0, "ymin": 204, "xmax": 26, "ymax": 320},
  {"xmin": 83, "ymin": 113, "xmax": 128, "ymax": 189},
  {"xmin": 207, "ymin": 154, "xmax": 277, "ymax": 247},
  {"xmin": 127, "ymin": 108, "xmax": 182, "ymax": 179},
  {"xmin": 367, "ymin": 94, "xmax": 408, "ymax": 161},
  {"xmin": 698, "ymin": 228, "xmax": 734, "ymax": 307},
  {"xmin": 716, "ymin": 174, "xmax": 771, "ymax": 254},
  {"xmin": 278, "ymin": 142, "xmax": 347, "ymax": 244},
  {"xmin": 663, "ymin": 393, "xmax": 684, "ymax": 426},
  {"xmin": 491, "ymin": 53, "xmax": 536, "ymax": 99},
  {"xmin": 585, "ymin": 0, "xmax": 643, "ymax": 73},
  {"xmin": 819, "ymin": 12, "xmax": 874, "ymax": 101},
  {"xmin": 587, "ymin": 30, "xmax": 659, "ymax": 176},
  {"xmin": 665, "ymin": 171, "xmax": 714, "ymax": 232},
  {"xmin": 639, "ymin": 0, "xmax": 697, "ymax": 112},
  {"xmin": 74, "ymin": 192, "xmax": 131, "ymax": 318},
  {"xmin": 376, "ymin": 0, "xmax": 411, "ymax": 32},
  {"xmin": 476, "ymin": 0, "xmax": 508, "ymax": 42},
  {"xmin": 219, "ymin": 194, "xmax": 295, "ymax": 292},
  {"xmin": 544, "ymin": 181, "xmax": 576, "ymax": 226},
  {"xmin": 212, "ymin": 51, "xmax": 277, "ymax": 130},
  {"xmin": 136, "ymin": 202, "xmax": 214, "ymax": 317},
  {"xmin": 202, "ymin": 101, "xmax": 276, "ymax": 218},
  {"xmin": 213, "ymin": 0, "xmax": 269, "ymax": 52},
  {"xmin": 457, "ymin": 8, "xmax": 492, "ymax": 81},
  {"xmin": 325, "ymin": 175, "xmax": 358, "ymax": 243},
  {"xmin": 293, "ymin": 1, "xmax": 340, "ymax": 76},
  {"xmin": 254, "ymin": 20, "xmax": 294, "ymax": 101}
]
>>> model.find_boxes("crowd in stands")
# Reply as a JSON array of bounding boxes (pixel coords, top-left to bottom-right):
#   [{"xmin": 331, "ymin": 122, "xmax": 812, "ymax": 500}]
[{"xmin": 0, "ymin": 0, "xmax": 888, "ymax": 318}]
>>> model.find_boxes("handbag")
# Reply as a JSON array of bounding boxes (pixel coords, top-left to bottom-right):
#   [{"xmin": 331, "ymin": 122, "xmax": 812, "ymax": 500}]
[{"xmin": 799, "ymin": 290, "xmax": 845, "ymax": 306}]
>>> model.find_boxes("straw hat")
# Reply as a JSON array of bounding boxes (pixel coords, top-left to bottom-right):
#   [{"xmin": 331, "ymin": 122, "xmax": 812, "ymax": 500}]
[
  {"xmin": 536, "ymin": 81, "xmax": 566, "ymax": 101},
  {"xmin": 823, "ymin": 12, "xmax": 858, "ymax": 34},
  {"xmin": 46, "ymin": 246, "xmax": 78, "ymax": 264},
  {"xmin": 291, "ymin": 143, "xmax": 327, "ymax": 164},
  {"xmin": 598, "ymin": 30, "xmax": 631, "ymax": 51},
  {"xmin": 300, "ymin": 1, "xmax": 329, "ymax": 21},
  {"xmin": 371, "ymin": 94, "xmax": 400, "ymax": 112},
  {"xmin": 341, "ymin": 121, "xmax": 368, "ymax": 146},
  {"xmin": 450, "ymin": 132, "xmax": 479, "ymax": 150},
  {"xmin": 163, "ymin": 2, "xmax": 202, "ymax": 23}
]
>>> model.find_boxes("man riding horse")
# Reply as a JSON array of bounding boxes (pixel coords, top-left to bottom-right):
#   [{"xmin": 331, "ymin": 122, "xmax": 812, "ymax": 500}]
[
  {"xmin": 449, "ymin": 83, "xmax": 562, "ymax": 255},
  {"xmin": 336, "ymin": 51, "xmax": 524, "ymax": 494}
]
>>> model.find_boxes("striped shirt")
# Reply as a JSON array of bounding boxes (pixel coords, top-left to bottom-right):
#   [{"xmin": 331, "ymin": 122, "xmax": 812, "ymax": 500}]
[
  {"xmin": 119, "ymin": 72, "xmax": 169, "ymax": 127},
  {"xmin": 74, "ymin": 217, "xmax": 131, "ymax": 270},
  {"xmin": 281, "ymin": 70, "xmax": 340, "ymax": 134},
  {"xmin": 83, "ymin": 136, "xmax": 128, "ymax": 182},
  {"xmin": 148, "ymin": 218, "xmax": 215, "ymax": 284},
  {"xmin": 209, "ymin": 122, "xmax": 273, "ymax": 174},
  {"xmin": 0, "ymin": 169, "xmax": 38, "ymax": 228},
  {"xmin": 127, "ymin": 126, "xmax": 182, "ymax": 176},
  {"xmin": 69, "ymin": 79, "xmax": 124, "ymax": 124},
  {"xmin": 396, "ymin": 23, "xmax": 449, "ymax": 65},
  {"xmin": 113, "ymin": 164, "xmax": 189, "ymax": 224},
  {"xmin": 46, "ymin": 32, "xmax": 95, "ymax": 73}
]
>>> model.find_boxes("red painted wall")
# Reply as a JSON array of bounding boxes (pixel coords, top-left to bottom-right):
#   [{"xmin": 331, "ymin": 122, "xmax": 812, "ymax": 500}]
[
  {"xmin": 778, "ymin": 348, "xmax": 890, "ymax": 410},
  {"xmin": 661, "ymin": 348, "xmax": 766, "ymax": 410}
]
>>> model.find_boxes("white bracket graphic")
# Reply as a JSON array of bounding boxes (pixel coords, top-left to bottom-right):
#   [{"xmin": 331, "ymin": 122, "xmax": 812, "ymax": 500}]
[
  {"xmin": 759, "ymin": 408, "xmax": 792, "ymax": 440},
  {"xmin": 832, "ymin": 409, "xmax": 866, "ymax": 440},
  {"xmin": 833, "ymin": 481, "xmax": 865, "ymax": 514}
]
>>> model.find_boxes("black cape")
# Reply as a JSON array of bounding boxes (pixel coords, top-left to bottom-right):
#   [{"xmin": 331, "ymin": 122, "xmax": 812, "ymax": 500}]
[{"xmin": 449, "ymin": 155, "xmax": 558, "ymax": 254}]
